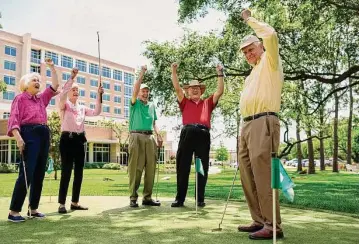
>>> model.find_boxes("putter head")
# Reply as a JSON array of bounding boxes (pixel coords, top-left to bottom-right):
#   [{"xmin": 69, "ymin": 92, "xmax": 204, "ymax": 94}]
[{"xmin": 211, "ymin": 225, "xmax": 223, "ymax": 232}]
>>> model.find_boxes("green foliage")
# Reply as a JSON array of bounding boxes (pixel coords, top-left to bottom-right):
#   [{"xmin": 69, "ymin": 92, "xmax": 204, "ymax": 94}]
[
  {"xmin": 215, "ymin": 144, "xmax": 229, "ymax": 162},
  {"xmin": 0, "ymin": 163, "xmax": 16, "ymax": 173},
  {"xmin": 84, "ymin": 162, "xmax": 106, "ymax": 169},
  {"xmin": 102, "ymin": 163, "xmax": 121, "ymax": 170},
  {"xmin": 0, "ymin": 80, "xmax": 6, "ymax": 92},
  {"xmin": 47, "ymin": 112, "xmax": 62, "ymax": 179}
]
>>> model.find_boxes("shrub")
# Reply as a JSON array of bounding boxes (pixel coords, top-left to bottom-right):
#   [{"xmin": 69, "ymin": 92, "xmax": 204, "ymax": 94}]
[
  {"xmin": 103, "ymin": 163, "xmax": 120, "ymax": 170},
  {"xmin": 0, "ymin": 163, "xmax": 16, "ymax": 173}
]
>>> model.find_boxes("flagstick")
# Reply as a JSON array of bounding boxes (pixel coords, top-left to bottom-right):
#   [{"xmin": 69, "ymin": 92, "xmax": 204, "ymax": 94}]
[
  {"xmin": 195, "ymin": 156, "xmax": 198, "ymax": 216},
  {"xmin": 49, "ymin": 173, "xmax": 52, "ymax": 202},
  {"xmin": 273, "ymin": 189, "xmax": 276, "ymax": 244}
]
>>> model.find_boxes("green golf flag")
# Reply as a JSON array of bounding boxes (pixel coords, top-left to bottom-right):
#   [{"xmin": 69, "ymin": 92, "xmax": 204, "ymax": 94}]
[
  {"xmin": 195, "ymin": 157, "xmax": 204, "ymax": 176},
  {"xmin": 47, "ymin": 157, "xmax": 54, "ymax": 175},
  {"xmin": 271, "ymin": 157, "xmax": 281, "ymax": 189},
  {"xmin": 279, "ymin": 162, "xmax": 295, "ymax": 202}
]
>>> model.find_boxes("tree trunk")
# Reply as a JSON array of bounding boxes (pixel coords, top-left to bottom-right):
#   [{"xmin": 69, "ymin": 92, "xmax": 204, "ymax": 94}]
[
  {"xmin": 296, "ymin": 114, "xmax": 303, "ymax": 172},
  {"xmin": 54, "ymin": 170, "xmax": 58, "ymax": 180},
  {"xmin": 347, "ymin": 78, "xmax": 353, "ymax": 165},
  {"xmin": 333, "ymin": 85, "xmax": 339, "ymax": 173},
  {"xmin": 319, "ymin": 105, "xmax": 326, "ymax": 171},
  {"xmin": 306, "ymin": 129, "xmax": 315, "ymax": 174}
]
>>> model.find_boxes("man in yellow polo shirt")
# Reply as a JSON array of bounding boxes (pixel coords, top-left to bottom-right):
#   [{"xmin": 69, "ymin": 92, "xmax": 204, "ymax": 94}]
[
  {"xmin": 128, "ymin": 65, "xmax": 163, "ymax": 208},
  {"xmin": 237, "ymin": 9, "xmax": 284, "ymax": 240}
]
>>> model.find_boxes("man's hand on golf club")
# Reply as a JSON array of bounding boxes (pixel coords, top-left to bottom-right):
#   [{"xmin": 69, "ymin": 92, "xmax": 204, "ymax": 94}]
[{"xmin": 157, "ymin": 134, "xmax": 163, "ymax": 148}]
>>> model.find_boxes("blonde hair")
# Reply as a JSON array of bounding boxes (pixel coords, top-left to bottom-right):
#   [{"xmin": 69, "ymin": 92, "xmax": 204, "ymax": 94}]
[{"xmin": 19, "ymin": 73, "xmax": 41, "ymax": 92}]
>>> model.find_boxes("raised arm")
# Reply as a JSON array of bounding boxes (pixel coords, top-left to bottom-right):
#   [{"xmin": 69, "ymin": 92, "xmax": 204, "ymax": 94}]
[
  {"xmin": 85, "ymin": 84, "xmax": 103, "ymax": 116},
  {"xmin": 58, "ymin": 68, "xmax": 78, "ymax": 110},
  {"xmin": 213, "ymin": 64, "xmax": 224, "ymax": 105},
  {"xmin": 45, "ymin": 58, "xmax": 60, "ymax": 91},
  {"xmin": 241, "ymin": 9, "xmax": 279, "ymax": 69},
  {"xmin": 171, "ymin": 62, "xmax": 184, "ymax": 103},
  {"xmin": 131, "ymin": 65, "xmax": 147, "ymax": 104}
]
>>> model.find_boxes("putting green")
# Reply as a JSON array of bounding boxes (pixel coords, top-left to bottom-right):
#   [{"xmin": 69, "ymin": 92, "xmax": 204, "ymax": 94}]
[{"xmin": 0, "ymin": 196, "xmax": 358, "ymax": 244}]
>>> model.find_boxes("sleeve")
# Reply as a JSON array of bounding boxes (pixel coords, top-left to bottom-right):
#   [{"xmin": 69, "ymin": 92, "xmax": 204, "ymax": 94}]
[
  {"xmin": 58, "ymin": 79, "xmax": 74, "ymax": 110},
  {"xmin": 178, "ymin": 96, "xmax": 187, "ymax": 112},
  {"xmin": 153, "ymin": 106, "xmax": 158, "ymax": 121},
  {"xmin": 7, "ymin": 96, "xmax": 21, "ymax": 137},
  {"xmin": 40, "ymin": 86, "xmax": 58, "ymax": 107},
  {"xmin": 207, "ymin": 94, "xmax": 216, "ymax": 112},
  {"xmin": 85, "ymin": 97, "xmax": 102, "ymax": 116},
  {"xmin": 247, "ymin": 17, "xmax": 279, "ymax": 70}
]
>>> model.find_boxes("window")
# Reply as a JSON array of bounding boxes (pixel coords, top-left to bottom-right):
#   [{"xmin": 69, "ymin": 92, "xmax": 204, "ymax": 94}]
[
  {"xmin": 0, "ymin": 140, "xmax": 9, "ymax": 163},
  {"xmin": 62, "ymin": 72, "xmax": 71, "ymax": 81},
  {"xmin": 77, "ymin": 76, "xmax": 86, "ymax": 84},
  {"xmin": 50, "ymin": 98, "xmax": 56, "ymax": 106},
  {"xmin": 79, "ymin": 101, "xmax": 85, "ymax": 106},
  {"xmin": 114, "ymin": 96, "xmax": 121, "ymax": 103},
  {"xmin": 90, "ymin": 91, "xmax": 97, "ymax": 99},
  {"xmin": 90, "ymin": 103, "xmax": 96, "ymax": 109},
  {"xmin": 102, "ymin": 105, "xmax": 110, "ymax": 113},
  {"xmin": 4, "ymin": 61, "xmax": 16, "ymax": 71},
  {"xmin": 30, "ymin": 65, "xmax": 40, "ymax": 73},
  {"xmin": 79, "ymin": 90, "xmax": 85, "ymax": 97},
  {"xmin": 90, "ymin": 79, "xmax": 98, "ymax": 87},
  {"xmin": 46, "ymin": 69, "xmax": 51, "ymax": 77},
  {"xmin": 102, "ymin": 66, "xmax": 111, "ymax": 78},
  {"xmin": 46, "ymin": 83, "xmax": 51, "ymax": 88},
  {"xmin": 11, "ymin": 140, "xmax": 20, "ymax": 164},
  {"xmin": 124, "ymin": 97, "xmax": 131, "ymax": 107},
  {"xmin": 103, "ymin": 94, "xmax": 110, "ymax": 101},
  {"xmin": 113, "ymin": 70, "xmax": 122, "ymax": 80},
  {"xmin": 4, "ymin": 75, "xmax": 15, "ymax": 86},
  {"xmin": 5, "ymin": 46, "xmax": 16, "ymax": 56},
  {"xmin": 3, "ymin": 112, "xmax": 10, "ymax": 119},
  {"xmin": 76, "ymin": 59, "xmax": 87, "ymax": 72},
  {"xmin": 124, "ymin": 85, "xmax": 132, "ymax": 96},
  {"xmin": 31, "ymin": 49, "xmax": 41, "ymax": 64},
  {"xmin": 103, "ymin": 81, "xmax": 110, "ymax": 90},
  {"xmin": 125, "ymin": 107, "xmax": 129, "ymax": 118},
  {"xmin": 89, "ymin": 63, "xmax": 99, "ymax": 75},
  {"xmin": 3, "ymin": 91, "xmax": 15, "ymax": 100},
  {"xmin": 124, "ymin": 72, "xmax": 134, "ymax": 85},
  {"xmin": 114, "ymin": 107, "xmax": 121, "ymax": 114},
  {"xmin": 61, "ymin": 55, "xmax": 73, "ymax": 68},
  {"xmin": 114, "ymin": 84, "xmax": 121, "ymax": 92},
  {"xmin": 45, "ymin": 51, "xmax": 59, "ymax": 65},
  {"xmin": 93, "ymin": 143, "xmax": 110, "ymax": 163}
]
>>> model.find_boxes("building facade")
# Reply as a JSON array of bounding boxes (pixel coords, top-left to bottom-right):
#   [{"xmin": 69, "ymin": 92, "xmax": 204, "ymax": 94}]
[{"xmin": 0, "ymin": 30, "xmax": 172, "ymax": 164}]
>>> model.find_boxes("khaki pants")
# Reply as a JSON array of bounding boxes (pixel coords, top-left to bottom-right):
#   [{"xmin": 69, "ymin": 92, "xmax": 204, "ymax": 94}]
[
  {"xmin": 128, "ymin": 133, "xmax": 157, "ymax": 201},
  {"xmin": 238, "ymin": 115, "xmax": 282, "ymax": 231}
]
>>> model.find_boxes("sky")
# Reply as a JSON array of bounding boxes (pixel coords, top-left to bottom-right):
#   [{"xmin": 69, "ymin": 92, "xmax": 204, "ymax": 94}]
[{"xmin": 1, "ymin": 0, "xmax": 235, "ymax": 151}]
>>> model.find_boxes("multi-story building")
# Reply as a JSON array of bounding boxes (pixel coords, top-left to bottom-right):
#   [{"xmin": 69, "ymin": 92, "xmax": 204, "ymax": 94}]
[{"xmin": 0, "ymin": 30, "xmax": 172, "ymax": 164}]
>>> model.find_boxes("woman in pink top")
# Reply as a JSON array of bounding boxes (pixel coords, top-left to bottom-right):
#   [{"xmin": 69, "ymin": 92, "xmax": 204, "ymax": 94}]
[
  {"xmin": 7, "ymin": 58, "xmax": 59, "ymax": 222},
  {"xmin": 57, "ymin": 68, "xmax": 103, "ymax": 214}
]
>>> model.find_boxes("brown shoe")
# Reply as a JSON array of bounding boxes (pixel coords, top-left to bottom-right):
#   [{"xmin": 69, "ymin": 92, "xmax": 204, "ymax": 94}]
[
  {"xmin": 249, "ymin": 228, "xmax": 284, "ymax": 240},
  {"xmin": 237, "ymin": 224, "xmax": 264, "ymax": 233}
]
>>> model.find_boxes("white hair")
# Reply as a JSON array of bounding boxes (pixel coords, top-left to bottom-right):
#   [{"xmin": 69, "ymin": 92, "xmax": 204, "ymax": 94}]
[{"xmin": 19, "ymin": 72, "xmax": 41, "ymax": 92}]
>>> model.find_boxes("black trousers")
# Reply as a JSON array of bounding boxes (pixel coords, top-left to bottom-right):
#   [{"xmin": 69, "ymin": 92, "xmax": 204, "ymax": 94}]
[
  {"xmin": 10, "ymin": 125, "xmax": 50, "ymax": 212},
  {"xmin": 58, "ymin": 133, "xmax": 86, "ymax": 205},
  {"xmin": 175, "ymin": 125, "xmax": 210, "ymax": 203}
]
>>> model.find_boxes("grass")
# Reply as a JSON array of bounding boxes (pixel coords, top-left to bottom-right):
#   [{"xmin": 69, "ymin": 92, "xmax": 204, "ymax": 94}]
[
  {"xmin": 0, "ymin": 167, "xmax": 358, "ymax": 216},
  {"xmin": 0, "ymin": 196, "xmax": 358, "ymax": 244}
]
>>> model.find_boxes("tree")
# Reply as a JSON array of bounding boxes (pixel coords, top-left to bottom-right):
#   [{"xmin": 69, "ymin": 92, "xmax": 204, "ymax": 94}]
[
  {"xmin": 215, "ymin": 144, "xmax": 229, "ymax": 162},
  {"xmin": 47, "ymin": 112, "xmax": 61, "ymax": 180}
]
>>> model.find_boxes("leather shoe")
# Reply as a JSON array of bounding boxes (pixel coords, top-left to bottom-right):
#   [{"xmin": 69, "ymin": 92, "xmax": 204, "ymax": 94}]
[
  {"xmin": 171, "ymin": 200, "xmax": 184, "ymax": 207},
  {"xmin": 130, "ymin": 200, "xmax": 139, "ymax": 208},
  {"xmin": 58, "ymin": 206, "xmax": 67, "ymax": 214},
  {"xmin": 70, "ymin": 204, "xmax": 88, "ymax": 210},
  {"xmin": 249, "ymin": 228, "xmax": 284, "ymax": 240},
  {"xmin": 197, "ymin": 202, "xmax": 206, "ymax": 207},
  {"xmin": 238, "ymin": 224, "xmax": 264, "ymax": 232},
  {"xmin": 142, "ymin": 199, "xmax": 161, "ymax": 206}
]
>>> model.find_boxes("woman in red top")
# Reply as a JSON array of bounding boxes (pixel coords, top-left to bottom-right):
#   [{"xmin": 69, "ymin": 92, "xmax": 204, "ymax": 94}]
[{"xmin": 7, "ymin": 58, "xmax": 59, "ymax": 222}]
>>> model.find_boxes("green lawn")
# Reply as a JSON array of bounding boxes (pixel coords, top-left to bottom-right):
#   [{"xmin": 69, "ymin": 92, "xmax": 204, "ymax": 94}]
[{"xmin": 0, "ymin": 167, "xmax": 358, "ymax": 216}]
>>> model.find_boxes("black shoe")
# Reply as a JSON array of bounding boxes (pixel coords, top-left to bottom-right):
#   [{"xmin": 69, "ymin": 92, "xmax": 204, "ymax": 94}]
[
  {"xmin": 130, "ymin": 200, "xmax": 139, "ymax": 208},
  {"xmin": 197, "ymin": 202, "xmax": 206, "ymax": 207},
  {"xmin": 58, "ymin": 206, "xmax": 67, "ymax": 214},
  {"xmin": 70, "ymin": 204, "xmax": 88, "ymax": 210},
  {"xmin": 142, "ymin": 199, "xmax": 161, "ymax": 206},
  {"xmin": 171, "ymin": 200, "xmax": 184, "ymax": 207}
]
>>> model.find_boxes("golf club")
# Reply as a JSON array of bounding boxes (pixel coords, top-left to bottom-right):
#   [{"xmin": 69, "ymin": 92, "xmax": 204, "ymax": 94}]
[
  {"xmin": 212, "ymin": 166, "xmax": 239, "ymax": 231},
  {"xmin": 155, "ymin": 147, "xmax": 161, "ymax": 201},
  {"xmin": 21, "ymin": 152, "xmax": 32, "ymax": 219}
]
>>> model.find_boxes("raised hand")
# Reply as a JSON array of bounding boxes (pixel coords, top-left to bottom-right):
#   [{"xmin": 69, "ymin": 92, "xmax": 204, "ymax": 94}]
[
  {"xmin": 71, "ymin": 68, "xmax": 79, "ymax": 80},
  {"xmin": 241, "ymin": 9, "xmax": 251, "ymax": 21}
]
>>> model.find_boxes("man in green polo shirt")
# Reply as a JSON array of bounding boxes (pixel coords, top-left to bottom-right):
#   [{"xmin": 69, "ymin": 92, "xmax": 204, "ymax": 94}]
[{"xmin": 128, "ymin": 65, "xmax": 163, "ymax": 208}]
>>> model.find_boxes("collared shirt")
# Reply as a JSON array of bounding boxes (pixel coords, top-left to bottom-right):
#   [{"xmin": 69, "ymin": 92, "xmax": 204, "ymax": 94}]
[
  {"xmin": 179, "ymin": 95, "xmax": 216, "ymax": 128},
  {"xmin": 58, "ymin": 79, "xmax": 101, "ymax": 133},
  {"xmin": 240, "ymin": 17, "xmax": 284, "ymax": 117},
  {"xmin": 7, "ymin": 87, "xmax": 57, "ymax": 136},
  {"xmin": 129, "ymin": 99, "xmax": 157, "ymax": 131}
]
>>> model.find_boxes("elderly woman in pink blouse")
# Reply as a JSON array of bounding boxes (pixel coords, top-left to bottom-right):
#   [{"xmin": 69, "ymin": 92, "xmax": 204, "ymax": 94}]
[
  {"xmin": 7, "ymin": 58, "xmax": 59, "ymax": 222},
  {"xmin": 57, "ymin": 68, "xmax": 103, "ymax": 214}
]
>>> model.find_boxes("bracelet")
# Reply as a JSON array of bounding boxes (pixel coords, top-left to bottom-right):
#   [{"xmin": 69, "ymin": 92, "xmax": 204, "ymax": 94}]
[{"xmin": 217, "ymin": 74, "xmax": 224, "ymax": 77}]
